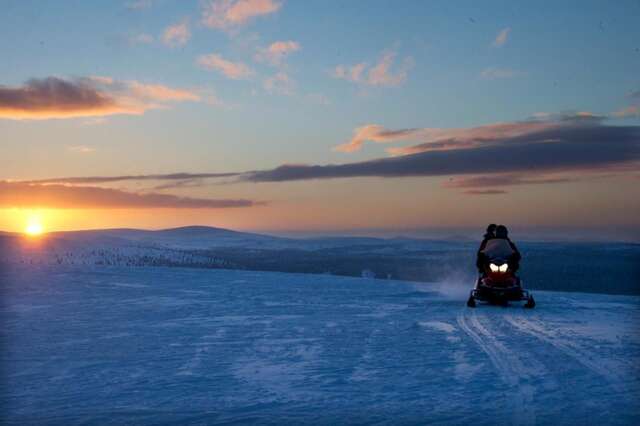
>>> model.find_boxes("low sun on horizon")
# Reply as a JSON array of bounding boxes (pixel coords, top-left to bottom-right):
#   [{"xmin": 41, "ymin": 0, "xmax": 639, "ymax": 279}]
[{"xmin": 25, "ymin": 217, "xmax": 44, "ymax": 236}]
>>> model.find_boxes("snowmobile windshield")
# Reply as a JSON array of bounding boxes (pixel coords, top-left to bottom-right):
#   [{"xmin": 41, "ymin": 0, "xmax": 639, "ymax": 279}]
[{"xmin": 481, "ymin": 238, "xmax": 514, "ymax": 260}]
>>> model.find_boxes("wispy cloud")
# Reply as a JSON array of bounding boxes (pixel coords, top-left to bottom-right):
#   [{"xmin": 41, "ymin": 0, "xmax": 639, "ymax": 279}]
[
  {"xmin": 480, "ymin": 67, "xmax": 521, "ymax": 79},
  {"xmin": 127, "ymin": 81, "xmax": 200, "ymax": 102},
  {"xmin": 612, "ymin": 105, "xmax": 639, "ymax": 118},
  {"xmin": 492, "ymin": 27, "xmax": 510, "ymax": 47},
  {"xmin": 464, "ymin": 189, "xmax": 508, "ymax": 195},
  {"xmin": 332, "ymin": 49, "xmax": 413, "ymax": 88},
  {"xmin": 162, "ymin": 19, "xmax": 191, "ymax": 47},
  {"xmin": 66, "ymin": 145, "xmax": 96, "ymax": 154},
  {"xmin": 0, "ymin": 76, "xmax": 200, "ymax": 120},
  {"xmin": 197, "ymin": 53, "xmax": 254, "ymax": 79},
  {"xmin": 263, "ymin": 71, "xmax": 294, "ymax": 95},
  {"xmin": 24, "ymin": 172, "xmax": 240, "ymax": 185},
  {"xmin": 335, "ymin": 124, "xmax": 423, "ymax": 153},
  {"xmin": 0, "ymin": 181, "xmax": 259, "ymax": 209},
  {"xmin": 255, "ymin": 40, "xmax": 300, "ymax": 66},
  {"xmin": 445, "ymin": 174, "xmax": 575, "ymax": 189},
  {"xmin": 202, "ymin": 0, "xmax": 281, "ymax": 30}
]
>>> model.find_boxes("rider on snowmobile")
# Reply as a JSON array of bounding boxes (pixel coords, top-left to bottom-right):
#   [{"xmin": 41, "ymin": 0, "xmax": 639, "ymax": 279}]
[{"xmin": 476, "ymin": 224, "xmax": 521, "ymax": 274}]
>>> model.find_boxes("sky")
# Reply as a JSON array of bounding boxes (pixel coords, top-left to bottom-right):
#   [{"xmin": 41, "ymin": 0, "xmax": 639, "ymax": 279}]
[{"xmin": 1, "ymin": 0, "xmax": 640, "ymax": 239}]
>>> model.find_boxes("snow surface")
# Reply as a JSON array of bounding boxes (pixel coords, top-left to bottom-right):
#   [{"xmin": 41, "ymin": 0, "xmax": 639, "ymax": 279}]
[{"xmin": 1, "ymin": 264, "xmax": 639, "ymax": 425}]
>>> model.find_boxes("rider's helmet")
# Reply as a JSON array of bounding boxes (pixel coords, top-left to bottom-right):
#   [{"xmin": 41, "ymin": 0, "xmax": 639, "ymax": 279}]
[{"xmin": 495, "ymin": 225, "xmax": 508, "ymax": 238}]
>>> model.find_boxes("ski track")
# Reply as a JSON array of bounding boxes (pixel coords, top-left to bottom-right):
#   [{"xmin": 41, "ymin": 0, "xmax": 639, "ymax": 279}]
[
  {"xmin": 504, "ymin": 315, "xmax": 628, "ymax": 393},
  {"xmin": 457, "ymin": 310, "xmax": 537, "ymax": 426}
]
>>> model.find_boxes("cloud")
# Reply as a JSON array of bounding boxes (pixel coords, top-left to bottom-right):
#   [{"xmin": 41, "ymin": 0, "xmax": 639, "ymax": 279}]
[
  {"xmin": 197, "ymin": 53, "xmax": 254, "ymax": 79},
  {"xmin": 0, "ymin": 77, "xmax": 126, "ymax": 120},
  {"xmin": 332, "ymin": 49, "xmax": 413, "ymax": 87},
  {"xmin": 162, "ymin": 19, "xmax": 191, "ymax": 47},
  {"xmin": 255, "ymin": 40, "xmax": 300, "ymax": 66},
  {"xmin": 0, "ymin": 182, "xmax": 259, "ymax": 209},
  {"xmin": 0, "ymin": 77, "xmax": 200, "ymax": 120},
  {"xmin": 464, "ymin": 189, "xmax": 508, "ymax": 195},
  {"xmin": 492, "ymin": 27, "xmax": 511, "ymax": 47},
  {"xmin": 241, "ymin": 121, "xmax": 640, "ymax": 182},
  {"xmin": 480, "ymin": 67, "xmax": 520, "ymax": 79},
  {"xmin": 335, "ymin": 125, "xmax": 423, "ymax": 153},
  {"xmin": 23, "ymin": 172, "xmax": 240, "ymax": 185},
  {"xmin": 612, "ymin": 106, "xmax": 639, "ymax": 118},
  {"xmin": 18, "ymin": 116, "xmax": 639, "ymax": 194},
  {"xmin": 127, "ymin": 81, "xmax": 200, "ymax": 101},
  {"xmin": 629, "ymin": 90, "xmax": 640, "ymax": 99},
  {"xmin": 335, "ymin": 117, "xmax": 592, "ymax": 154},
  {"xmin": 202, "ymin": 0, "xmax": 281, "ymax": 30},
  {"xmin": 444, "ymin": 174, "xmax": 574, "ymax": 189},
  {"xmin": 66, "ymin": 145, "xmax": 95, "ymax": 154},
  {"xmin": 263, "ymin": 71, "xmax": 294, "ymax": 95}
]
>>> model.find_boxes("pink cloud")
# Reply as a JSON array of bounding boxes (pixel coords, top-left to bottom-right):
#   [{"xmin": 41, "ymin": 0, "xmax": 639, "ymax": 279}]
[
  {"xmin": 263, "ymin": 71, "xmax": 294, "ymax": 95},
  {"xmin": 197, "ymin": 53, "xmax": 254, "ymax": 79},
  {"xmin": 255, "ymin": 40, "xmax": 300, "ymax": 66},
  {"xmin": 128, "ymin": 82, "xmax": 200, "ymax": 102},
  {"xmin": 492, "ymin": 27, "xmax": 511, "ymax": 47},
  {"xmin": 612, "ymin": 106, "xmax": 639, "ymax": 118},
  {"xmin": 334, "ymin": 125, "xmax": 422, "ymax": 153},
  {"xmin": 162, "ymin": 19, "xmax": 190, "ymax": 47},
  {"xmin": 335, "ymin": 120, "xmax": 562, "ymax": 154},
  {"xmin": 202, "ymin": 0, "xmax": 281, "ymax": 30},
  {"xmin": 332, "ymin": 49, "xmax": 413, "ymax": 87}
]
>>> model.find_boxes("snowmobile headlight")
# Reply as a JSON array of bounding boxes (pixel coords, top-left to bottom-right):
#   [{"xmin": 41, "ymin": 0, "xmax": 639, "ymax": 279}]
[
  {"xmin": 489, "ymin": 263, "xmax": 499, "ymax": 272},
  {"xmin": 499, "ymin": 263, "xmax": 508, "ymax": 273}
]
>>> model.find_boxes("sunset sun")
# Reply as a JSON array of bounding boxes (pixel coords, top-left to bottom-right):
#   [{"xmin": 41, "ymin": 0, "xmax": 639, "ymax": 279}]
[{"xmin": 25, "ymin": 219, "xmax": 44, "ymax": 236}]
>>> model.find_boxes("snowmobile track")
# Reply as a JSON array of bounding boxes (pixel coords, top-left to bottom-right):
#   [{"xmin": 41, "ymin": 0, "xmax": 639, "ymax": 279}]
[
  {"xmin": 457, "ymin": 310, "xmax": 537, "ymax": 426},
  {"xmin": 504, "ymin": 315, "xmax": 627, "ymax": 393}
]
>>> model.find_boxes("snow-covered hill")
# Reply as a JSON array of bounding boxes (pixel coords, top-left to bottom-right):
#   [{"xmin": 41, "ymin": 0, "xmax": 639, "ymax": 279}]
[
  {"xmin": 2, "ymin": 264, "xmax": 638, "ymax": 425},
  {"xmin": 2, "ymin": 227, "xmax": 638, "ymax": 295}
]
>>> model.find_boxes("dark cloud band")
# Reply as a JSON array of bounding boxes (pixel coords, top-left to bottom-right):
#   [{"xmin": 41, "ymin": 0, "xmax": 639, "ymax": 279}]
[
  {"xmin": 242, "ymin": 124, "xmax": 640, "ymax": 182},
  {"xmin": 0, "ymin": 182, "xmax": 258, "ymax": 209}
]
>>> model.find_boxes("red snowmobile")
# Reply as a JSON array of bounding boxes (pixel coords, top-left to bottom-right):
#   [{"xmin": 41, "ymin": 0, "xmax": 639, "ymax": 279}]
[{"xmin": 467, "ymin": 239, "xmax": 535, "ymax": 308}]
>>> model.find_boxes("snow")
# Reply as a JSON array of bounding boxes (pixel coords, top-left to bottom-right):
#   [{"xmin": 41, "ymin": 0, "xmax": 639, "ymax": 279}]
[{"xmin": 1, "ymin": 264, "xmax": 639, "ymax": 425}]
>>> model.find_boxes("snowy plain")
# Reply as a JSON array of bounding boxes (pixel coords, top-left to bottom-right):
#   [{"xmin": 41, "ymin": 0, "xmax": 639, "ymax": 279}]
[{"xmin": 2, "ymin": 264, "xmax": 639, "ymax": 425}]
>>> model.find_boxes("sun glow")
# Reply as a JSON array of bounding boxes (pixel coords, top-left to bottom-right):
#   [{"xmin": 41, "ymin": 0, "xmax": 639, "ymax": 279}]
[{"xmin": 25, "ymin": 215, "xmax": 44, "ymax": 236}]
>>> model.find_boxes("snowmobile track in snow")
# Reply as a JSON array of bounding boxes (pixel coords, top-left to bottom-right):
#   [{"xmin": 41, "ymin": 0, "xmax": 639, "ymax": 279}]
[
  {"xmin": 457, "ymin": 310, "xmax": 537, "ymax": 426},
  {"xmin": 504, "ymin": 314, "xmax": 628, "ymax": 393}
]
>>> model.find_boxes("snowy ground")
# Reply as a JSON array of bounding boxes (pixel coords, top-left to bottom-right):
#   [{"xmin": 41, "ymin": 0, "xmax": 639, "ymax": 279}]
[{"xmin": 2, "ymin": 265, "xmax": 639, "ymax": 425}]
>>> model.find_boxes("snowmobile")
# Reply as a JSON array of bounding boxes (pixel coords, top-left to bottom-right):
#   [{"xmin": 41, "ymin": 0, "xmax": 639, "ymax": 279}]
[{"xmin": 466, "ymin": 239, "xmax": 535, "ymax": 308}]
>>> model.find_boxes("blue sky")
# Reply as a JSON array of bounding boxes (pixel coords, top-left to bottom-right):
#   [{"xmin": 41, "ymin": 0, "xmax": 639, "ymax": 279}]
[{"xmin": 1, "ymin": 0, "xmax": 639, "ymax": 235}]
